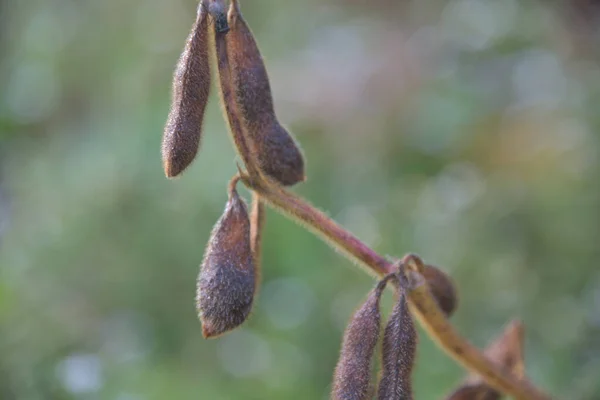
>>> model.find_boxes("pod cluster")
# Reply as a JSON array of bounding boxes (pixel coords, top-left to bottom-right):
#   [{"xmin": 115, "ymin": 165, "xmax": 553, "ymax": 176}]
[
  {"xmin": 162, "ymin": 2, "xmax": 534, "ymax": 399},
  {"xmin": 163, "ymin": 0, "xmax": 306, "ymax": 338},
  {"xmin": 161, "ymin": 0, "xmax": 304, "ymax": 186},
  {"xmin": 330, "ymin": 262, "xmax": 462, "ymax": 400},
  {"xmin": 332, "ymin": 268, "xmax": 418, "ymax": 400}
]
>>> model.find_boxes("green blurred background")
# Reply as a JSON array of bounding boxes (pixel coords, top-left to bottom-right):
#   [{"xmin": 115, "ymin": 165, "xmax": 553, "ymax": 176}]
[{"xmin": 1, "ymin": 0, "xmax": 600, "ymax": 399}]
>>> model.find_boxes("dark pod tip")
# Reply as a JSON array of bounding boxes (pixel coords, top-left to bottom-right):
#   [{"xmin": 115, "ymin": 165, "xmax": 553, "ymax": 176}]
[
  {"xmin": 422, "ymin": 264, "xmax": 458, "ymax": 317},
  {"xmin": 207, "ymin": 0, "xmax": 229, "ymax": 33},
  {"xmin": 196, "ymin": 177, "xmax": 256, "ymax": 338},
  {"xmin": 332, "ymin": 275, "xmax": 394, "ymax": 400}
]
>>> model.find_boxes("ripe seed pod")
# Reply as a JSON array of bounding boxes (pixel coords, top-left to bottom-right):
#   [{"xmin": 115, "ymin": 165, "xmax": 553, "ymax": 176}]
[
  {"xmin": 212, "ymin": 5, "xmax": 261, "ymax": 180},
  {"xmin": 331, "ymin": 276, "xmax": 392, "ymax": 400},
  {"xmin": 162, "ymin": 1, "xmax": 211, "ymax": 178},
  {"xmin": 422, "ymin": 264, "xmax": 458, "ymax": 317},
  {"xmin": 196, "ymin": 178, "xmax": 256, "ymax": 338},
  {"xmin": 377, "ymin": 279, "xmax": 418, "ymax": 400},
  {"xmin": 224, "ymin": 0, "xmax": 305, "ymax": 186}
]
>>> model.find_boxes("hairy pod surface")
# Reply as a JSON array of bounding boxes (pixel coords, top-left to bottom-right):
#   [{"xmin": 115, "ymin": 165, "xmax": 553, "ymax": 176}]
[
  {"xmin": 377, "ymin": 286, "xmax": 418, "ymax": 400},
  {"xmin": 422, "ymin": 264, "xmax": 458, "ymax": 317},
  {"xmin": 331, "ymin": 278, "xmax": 389, "ymax": 400},
  {"xmin": 196, "ymin": 182, "xmax": 256, "ymax": 338},
  {"xmin": 162, "ymin": 2, "xmax": 211, "ymax": 178},
  {"xmin": 224, "ymin": 1, "xmax": 305, "ymax": 186}
]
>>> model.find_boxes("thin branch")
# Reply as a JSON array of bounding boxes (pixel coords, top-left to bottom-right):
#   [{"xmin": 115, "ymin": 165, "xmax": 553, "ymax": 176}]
[
  {"xmin": 239, "ymin": 172, "xmax": 553, "ymax": 400},
  {"xmin": 239, "ymin": 172, "xmax": 390, "ymax": 277},
  {"xmin": 250, "ymin": 192, "xmax": 265, "ymax": 267}
]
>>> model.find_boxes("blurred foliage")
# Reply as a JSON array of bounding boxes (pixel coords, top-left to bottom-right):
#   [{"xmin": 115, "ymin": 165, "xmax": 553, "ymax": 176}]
[{"xmin": 1, "ymin": 0, "xmax": 600, "ymax": 399}]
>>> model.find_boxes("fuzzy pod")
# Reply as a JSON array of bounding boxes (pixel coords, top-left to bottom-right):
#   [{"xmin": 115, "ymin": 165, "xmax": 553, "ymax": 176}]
[
  {"xmin": 212, "ymin": 5, "xmax": 260, "ymax": 179},
  {"xmin": 331, "ymin": 277, "xmax": 390, "ymax": 400},
  {"xmin": 422, "ymin": 264, "xmax": 458, "ymax": 317},
  {"xmin": 162, "ymin": 1, "xmax": 211, "ymax": 178},
  {"xmin": 196, "ymin": 181, "xmax": 256, "ymax": 338},
  {"xmin": 377, "ymin": 286, "xmax": 418, "ymax": 400},
  {"xmin": 224, "ymin": 0, "xmax": 305, "ymax": 186}
]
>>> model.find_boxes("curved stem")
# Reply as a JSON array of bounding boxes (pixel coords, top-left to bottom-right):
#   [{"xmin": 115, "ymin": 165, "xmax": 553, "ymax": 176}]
[
  {"xmin": 239, "ymin": 173, "xmax": 553, "ymax": 400},
  {"xmin": 240, "ymin": 173, "xmax": 390, "ymax": 276}
]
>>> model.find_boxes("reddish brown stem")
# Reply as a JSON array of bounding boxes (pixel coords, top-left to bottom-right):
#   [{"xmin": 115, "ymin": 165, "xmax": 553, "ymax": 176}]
[
  {"xmin": 239, "ymin": 174, "xmax": 553, "ymax": 400},
  {"xmin": 240, "ymin": 173, "xmax": 390, "ymax": 277}
]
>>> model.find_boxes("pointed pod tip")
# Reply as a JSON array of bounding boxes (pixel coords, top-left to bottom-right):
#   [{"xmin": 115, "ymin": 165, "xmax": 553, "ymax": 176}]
[
  {"xmin": 227, "ymin": 175, "xmax": 242, "ymax": 199},
  {"xmin": 163, "ymin": 162, "xmax": 180, "ymax": 179},
  {"xmin": 201, "ymin": 322, "xmax": 222, "ymax": 339},
  {"xmin": 201, "ymin": 325, "xmax": 212, "ymax": 339}
]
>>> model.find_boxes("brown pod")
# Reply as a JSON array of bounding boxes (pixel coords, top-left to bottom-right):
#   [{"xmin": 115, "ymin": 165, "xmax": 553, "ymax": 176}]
[
  {"xmin": 162, "ymin": 1, "xmax": 211, "ymax": 178},
  {"xmin": 224, "ymin": 0, "xmax": 305, "ymax": 186},
  {"xmin": 422, "ymin": 264, "xmax": 458, "ymax": 317},
  {"xmin": 377, "ymin": 285, "xmax": 418, "ymax": 400},
  {"xmin": 331, "ymin": 277, "xmax": 391, "ymax": 400},
  {"xmin": 196, "ymin": 178, "xmax": 256, "ymax": 338},
  {"xmin": 212, "ymin": 3, "xmax": 260, "ymax": 179}
]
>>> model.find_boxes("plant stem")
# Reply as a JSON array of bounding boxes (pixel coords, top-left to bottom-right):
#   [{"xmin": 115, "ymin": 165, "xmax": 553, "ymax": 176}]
[
  {"xmin": 240, "ymin": 173, "xmax": 390, "ymax": 277},
  {"xmin": 239, "ymin": 173, "xmax": 553, "ymax": 400},
  {"xmin": 250, "ymin": 193, "xmax": 265, "ymax": 267}
]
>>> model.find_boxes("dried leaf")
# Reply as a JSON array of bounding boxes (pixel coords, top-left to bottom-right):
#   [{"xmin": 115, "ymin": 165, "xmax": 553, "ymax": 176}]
[
  {"xmin": 196, "ymin": 179, "xmax": 256, "ymax": 338},
  {"xmin": 162, "ymin": 1, "xmax": 211, "ymax": 178},
  {"xmin": 445, "ymin": 320, "xmax": 525, "ymax": 400}
]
